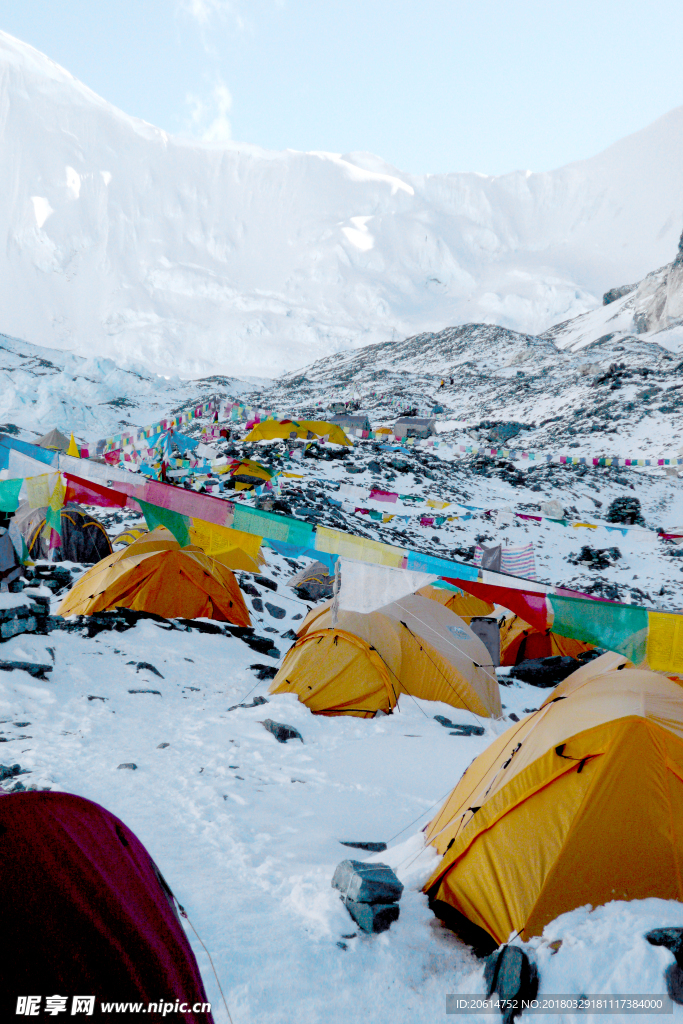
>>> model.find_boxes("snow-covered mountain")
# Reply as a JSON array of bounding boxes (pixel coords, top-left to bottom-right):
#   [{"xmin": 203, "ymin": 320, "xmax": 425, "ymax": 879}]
[{"xmin": 1, "ymin": 30, "xmax": 683, "ymax": 378}]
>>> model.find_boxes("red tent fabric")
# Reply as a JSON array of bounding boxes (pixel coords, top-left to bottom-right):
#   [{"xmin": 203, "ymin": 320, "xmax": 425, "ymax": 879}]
[{"xmin": 0, "ymin": 792, "xmax": 214, "ymax": 1023}]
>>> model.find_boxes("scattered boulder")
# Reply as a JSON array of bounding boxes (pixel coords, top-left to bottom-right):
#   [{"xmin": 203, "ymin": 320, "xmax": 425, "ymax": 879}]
[
  {"xmin": 253, "ymin": 575, "xmax": 278, "ymax": 592},
  {"xmin": 0, "ymin": 763, "xmax": 29, "ymax": 781},
  {"xmin": 509, "ymin": 655, "xmax": 579, "ymax": 687},
  {"xmin": 239, "ymin": 633, "xmax": 281, "ymax": 658},
  {"xmin": 331, "ymin": 860, "xmax": 403, "ymax": 904},
  {"xmin": 570, "ymin": 545, "xmax": 621, "ymax": 570},
  {"xmin": 0, "ymin": 657, "xmax": 52, "ymax": 679},
  {"xmin": 484, "ymin": 944, "xmax": 539, "ymax": 1024},
  {"xmin": 228, "ymin": 695, "xmax": 269, "ymax": 711},
  {"xmin": 135, "ymin": 661, "xmax": 164, "ymax": 678},
  {"xmin": 265, "ymin": 601, "xmax": 286, "ymax": 620},
  {"xmin": 343, "ymin": 899, "xmax": 399, "ymax": 934},
  {"xmin": 259, "ymin": 719, "xmax": 303, "ymax": 743},
  {"xmin": 175, "ymin": 618, "xmax": 225, "ymax": 635},
  {"xmin": 332, "ymin": 860, "xmax": 403, "ymax": 934},
  {"xmin": 157, "ymin": 743, "xmax": 170, "ymax": 749},
  {"xmin": 339, "ymin": 841, "xmax": 387, "ymax": 852},
  {"xmin": 606, "ymin": 496, "xmax": 644, "ymax": 526},
  {"xmin": 117, "ymin": 763, "xmax": 138, "ymax": 770},
  {"xmin": 646, "ymin": 929, "xmax": 683, "ymax": 1005},
  {"xmin": 434, "ymin": 715, "xmax": 484, "ymax": 735},
  {"xmin": 250, "ymin": 664, "xmax": 278, "ymax": 680},
  {"xmin": 128, "ymin": 689, "xmax": 162, "ymax": 696},
  {"xmin": 449, "ymin": 724, "xmax": 485, "ymax": 736}
]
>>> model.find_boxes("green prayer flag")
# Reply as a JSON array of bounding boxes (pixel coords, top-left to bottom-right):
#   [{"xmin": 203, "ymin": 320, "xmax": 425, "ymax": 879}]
[
  {"xmin": 0, "ymin": 478, "xmax": 23, "ymax": 513},
  {"xmin": 138, "ymin": 499, "xmax": 191, "ymax": 548},
  {"xmin": 45, "ymin": 506, "xmax": 62, "ymax": 537},
  {"xmin": 548, "ymin": 594, "xmax": 648, "ymax": 664},
  {"xmin": 233, "ymin": 505, "xmax": 314, "ymax": 547}
]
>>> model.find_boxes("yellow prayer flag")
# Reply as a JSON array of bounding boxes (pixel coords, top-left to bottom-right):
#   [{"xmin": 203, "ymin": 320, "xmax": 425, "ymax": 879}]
[
  {"xmin": 646, "ymin": 611, "xmax": 683, "ymax": 674},
  {"xmin": 25, "ymin": 473, "xmax": 57, "ymax": 510},
  {"xmin": 189, "ymin": 519, "xmax": 263, "ymax": 572},
  {"xmin": 315, "ymin": 525, "xmax": 405, "ymax": 567},
  {"xmin": 426, "ymin": 499, "xmax": 449, "ymax": 510}
]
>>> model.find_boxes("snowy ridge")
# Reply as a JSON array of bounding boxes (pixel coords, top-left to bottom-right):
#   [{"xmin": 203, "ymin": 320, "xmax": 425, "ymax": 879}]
[
  {"xmin": 0, "ymin": 331, "xmax": 260, "ymax": 442},
  {"xmin": 1, "ymin": 30, "xmax": 683, "ymax": 376}
]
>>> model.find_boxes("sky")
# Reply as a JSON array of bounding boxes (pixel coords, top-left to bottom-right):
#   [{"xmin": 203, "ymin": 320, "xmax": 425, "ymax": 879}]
[{"xmin": 0, "ymin": 0, "xmax": 682, "ymax": 176}]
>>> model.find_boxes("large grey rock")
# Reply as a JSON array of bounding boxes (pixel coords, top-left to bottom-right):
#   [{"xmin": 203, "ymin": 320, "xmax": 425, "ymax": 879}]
[
  {"xmin": 509, "ymin": 655, "xmax": 579, "ymax": 687},
  {"xmin": 484, "ymin": 945, "xmax": 539, "ymax": 1024},
  {"xmin": 265, "ymin": 601, "xmax": 286, "ymax": 620},
  {"xmin": 331, "ymin": 860, "xmax": 403, "ymax": 903},
  {"xmin": 342, "ymin": 898, "xmax": 399, "ymax": 934}
]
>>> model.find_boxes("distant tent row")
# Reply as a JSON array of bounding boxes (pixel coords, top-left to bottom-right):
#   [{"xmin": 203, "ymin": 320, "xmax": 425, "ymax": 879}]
[
  {"xmin": 243, "ymin": 419, "xmax": 351, "ymax": 446},
  {"xmin": 269, "ymin": 595, "xmax": 501, "ymax": 718}
]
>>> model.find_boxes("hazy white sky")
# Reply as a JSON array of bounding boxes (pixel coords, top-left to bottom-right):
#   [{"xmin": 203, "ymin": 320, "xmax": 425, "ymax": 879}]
[{"xmin": 1, "ymin": 0, "xmax": 682, "ymax": 176}]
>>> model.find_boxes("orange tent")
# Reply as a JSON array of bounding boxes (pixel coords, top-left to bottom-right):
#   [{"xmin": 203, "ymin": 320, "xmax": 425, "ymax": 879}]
[
  {"xmin": 500, "ymin": 612, "xmax": 593, "ymax": 665},
  {"xmin": 58, "ymin": 527, "xmax": 250, "ymax": 626}
]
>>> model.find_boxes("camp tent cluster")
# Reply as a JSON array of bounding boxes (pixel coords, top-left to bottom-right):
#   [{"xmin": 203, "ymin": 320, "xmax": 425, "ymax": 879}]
[{"xmin": 4, "ymin": 417, "xmax": 683, "ymax": 973}]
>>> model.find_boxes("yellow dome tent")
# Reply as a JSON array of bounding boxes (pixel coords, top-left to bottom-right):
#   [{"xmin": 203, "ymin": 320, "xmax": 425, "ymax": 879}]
[
  {"xmin": 418, "ymin": 584, "xmax": 495, "ymax": 624},
  {"xmin": 228, "ymin": 458, "xmax": 273, "ymax": 491},
  {"xmin": 243, "ymin": 419, "xmax": 351, "ymax": 446},
  {"xmin": 424, "ymin": 668, "xmax": 683, "ymax": 949},
  {"xmin": 270, "ymin": 595, "xmax": 501, "ymax": 718},
  {"xmin": 58, "ymin": 527, "xmax": 251, "ymax": 626},
  {"xmin": 538, "ymin": 650, "xmax": 631, "ymax": 706}
]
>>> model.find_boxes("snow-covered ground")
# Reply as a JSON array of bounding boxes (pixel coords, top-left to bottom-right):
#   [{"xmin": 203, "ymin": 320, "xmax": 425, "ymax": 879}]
[{"xmin": 4, "ymin": 542, "xmax": 680, "ymax": 1023}]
